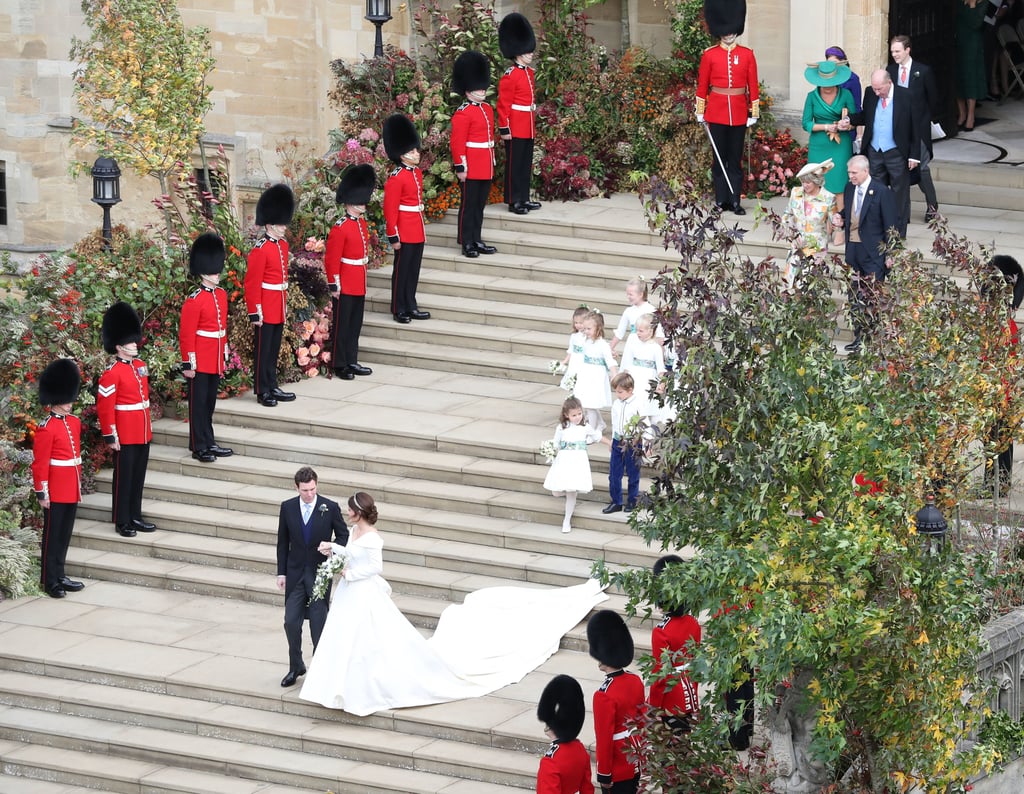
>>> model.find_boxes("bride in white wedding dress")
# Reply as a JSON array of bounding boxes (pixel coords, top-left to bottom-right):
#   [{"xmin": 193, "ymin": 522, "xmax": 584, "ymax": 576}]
[{"xmin": 298, "ymin": 492, "xmax": 608, "ymax": 716}]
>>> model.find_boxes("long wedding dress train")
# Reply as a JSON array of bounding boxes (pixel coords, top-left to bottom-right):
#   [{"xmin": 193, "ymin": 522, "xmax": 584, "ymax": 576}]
[{"xmin": 298, "ymin": 531, "xmax": 608, "ymax": 716}]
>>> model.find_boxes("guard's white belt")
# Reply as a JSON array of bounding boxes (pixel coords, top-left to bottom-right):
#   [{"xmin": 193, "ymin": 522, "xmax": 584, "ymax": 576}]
[
  {"xmin": 399, "ymin": 204, "xmax": 424, "ymax": 212},
  {"xmin": 196, "ymin": 329, "xmax": 226, "ymax": 338},
  {"xmin": 466, "ymin": 141, "xmax": 494, "ymax": 148},
  {"xmin": 511, "ymin": 103, "xmax": 536, "ymax": 112},
  {"xmin": 50, "ymin": 457, "xmax": 82, "ymax": 467},
  {"xmin": 341, "ymin": 257, "xmax": 368, "ymax": 266},
  {"xmin": 261, "ymin": 282, "xmax": 287, "ymax": 291},
  {"xmin": 612, "ymin": 730, "xmax": 630, "ymax": 741},
  {"xmin": 115, "ymin": 400, "xmax": 150, "ymax": 411}
]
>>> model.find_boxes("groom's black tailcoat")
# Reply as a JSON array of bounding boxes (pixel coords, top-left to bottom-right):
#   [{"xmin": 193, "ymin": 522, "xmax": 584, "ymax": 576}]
[{"xmin": 277, "ymin": 494, "xmax": 348, "ymax": 672}]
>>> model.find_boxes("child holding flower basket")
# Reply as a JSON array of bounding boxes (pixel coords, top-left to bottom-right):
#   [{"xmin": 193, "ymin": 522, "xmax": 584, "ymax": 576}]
[{"xmin": 543, "ymin": 396, "xmax": 603, "ymax": 533}]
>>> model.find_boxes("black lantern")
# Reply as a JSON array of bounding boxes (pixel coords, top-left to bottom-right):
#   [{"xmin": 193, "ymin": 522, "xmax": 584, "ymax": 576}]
[
  {"xmin": 915, "ymin": 494, "xmax": 948, "ymax": 555},
  {"xmin": 91, "ymin": 156, "xmax": 122, "ymax": 249},
  {"xmin": 365, "ymin": 0, "xmax": 392, "ymax": 59}
]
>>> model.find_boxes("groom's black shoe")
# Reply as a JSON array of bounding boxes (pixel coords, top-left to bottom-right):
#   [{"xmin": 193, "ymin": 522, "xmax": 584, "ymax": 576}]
[{"xmin": 281, "ymin": 666, "xmax": 306, "ymax": 688}]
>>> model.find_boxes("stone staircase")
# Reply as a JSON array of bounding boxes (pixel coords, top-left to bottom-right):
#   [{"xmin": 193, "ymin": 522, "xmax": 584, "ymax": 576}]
[{"xmin": 1, "ymin": 191, "xmax": 1020, "ymax": 793}]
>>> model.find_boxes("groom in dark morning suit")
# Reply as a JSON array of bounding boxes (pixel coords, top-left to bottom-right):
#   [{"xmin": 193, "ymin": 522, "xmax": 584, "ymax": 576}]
[
  {"xmin": 276, "ymin": 466, "xmax": 348, "ymax": 687},
  {"xmin": 840, "ymin": 155, "xmax": 899, "ymax": 353}
]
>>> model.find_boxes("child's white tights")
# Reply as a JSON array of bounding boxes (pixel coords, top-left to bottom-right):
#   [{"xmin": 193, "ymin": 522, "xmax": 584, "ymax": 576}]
[{"xmin": 562, "ymin": 491, "xmax": 577, "ymax": 533}]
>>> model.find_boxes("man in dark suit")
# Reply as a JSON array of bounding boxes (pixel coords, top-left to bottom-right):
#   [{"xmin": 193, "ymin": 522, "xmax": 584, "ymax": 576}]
[
  {"xmin": 888, "ymin": 35, "xmax": 940, "ymax": 221},
  {"xmin": 276, "ymin": 466, "xmax": 348, "ymax": 687},
  {"xmin": 840, "ymin": 155, "xmax": 900, "ymax": 353},
  {"xmin": 850, "ymin": 69, "xmax": 921, "ymax": 239}
]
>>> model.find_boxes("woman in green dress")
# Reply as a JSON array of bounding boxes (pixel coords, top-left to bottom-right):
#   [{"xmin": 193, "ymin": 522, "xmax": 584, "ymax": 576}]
[
  {"xmin": 801, "ymin": 60, "xmax": 857, "ymax": 210},
  {"xmin": 956, "ymin": 0, "xmax": 988, "ymax": 130}
]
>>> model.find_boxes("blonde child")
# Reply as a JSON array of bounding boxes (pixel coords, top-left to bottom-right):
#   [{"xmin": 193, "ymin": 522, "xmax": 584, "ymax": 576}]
[
  {"xmin": 620, "ymin": 313, "xmax": 666, "ymax": 421},
  {"xmin": 543, "ymin": 396, "xmax": 602, "ymax": 533},
  {"xmin": 574, "ymin": 310, "xmax": 617, "ymax": 433},
  {"xmin": 558, "ymin": 306, "xmax": 590, "ymax": 392},
  {"xmin": 611, "ymin": 277, "xmax": 663, "ymax": 354}
]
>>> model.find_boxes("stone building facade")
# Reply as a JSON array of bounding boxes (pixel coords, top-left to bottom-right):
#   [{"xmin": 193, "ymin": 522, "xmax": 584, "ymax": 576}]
[{"xmin": 1, "ymin": 0, "xmax": 893, "ymax": 258}]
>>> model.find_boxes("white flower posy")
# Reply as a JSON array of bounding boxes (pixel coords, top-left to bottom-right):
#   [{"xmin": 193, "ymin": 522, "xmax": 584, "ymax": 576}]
[
  {"xmin": 310, "ymin": 548, "xmax": 349, "ymax": 603},
  {"xmin": 548, "ymin": 360, "xmax": 567, "ymax": 375},
  {"xmin": 540, "ymin": 439, "xmax": 558, "ymax": 464}
]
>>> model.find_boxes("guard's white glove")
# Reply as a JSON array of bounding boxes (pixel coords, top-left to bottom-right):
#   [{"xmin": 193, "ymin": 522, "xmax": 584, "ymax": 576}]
[
  {"xmin": 696, "ymin": 113, "xmax": 705, "ymax": 124},
  {"xmin": 746, "ymin": 117, "xmax": 757, "ymax": 127}
]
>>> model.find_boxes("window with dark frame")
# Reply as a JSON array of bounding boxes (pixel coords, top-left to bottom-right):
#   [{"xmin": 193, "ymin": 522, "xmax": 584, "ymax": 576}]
[{"xmin": 194, "ymin": 167, "xmax": 225, "ymax": 219}]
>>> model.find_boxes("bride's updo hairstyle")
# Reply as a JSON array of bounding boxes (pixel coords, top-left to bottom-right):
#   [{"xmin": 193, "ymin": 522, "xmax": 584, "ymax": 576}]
[{"xmin": 349, "ymin": 491, "xmax": 378, "ymax": 524}]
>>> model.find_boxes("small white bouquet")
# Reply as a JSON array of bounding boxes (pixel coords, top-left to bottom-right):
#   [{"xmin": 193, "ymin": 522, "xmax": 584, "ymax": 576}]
[
  {"xmin": 310, "ymin": 548, "xmax": 349, "ymax": 603},
  {"xmin": 548, "ymin": 360, "xmax": 567, "ymax": 375},
  {"xmin": 560, "ymin": 374, "xmax": 576, "ymax": 393},
  {"xmin": 540, "ymin": 439, "xmax": 558, "ymax": 464}
]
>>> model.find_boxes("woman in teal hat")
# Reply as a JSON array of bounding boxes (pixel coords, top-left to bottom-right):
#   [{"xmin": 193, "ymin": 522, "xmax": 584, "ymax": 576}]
[{"xmin": 801, "ymin": 59, "xmax": 857, "ymax": 206}]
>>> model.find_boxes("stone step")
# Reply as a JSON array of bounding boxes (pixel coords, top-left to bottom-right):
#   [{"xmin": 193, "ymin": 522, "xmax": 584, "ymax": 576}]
[
  {"xmin": 0, "ymin": 583, "xmax": 653, "ymax": 750},
  {"xmin": 0, "ymin": 706, "xmax": 528, "ymax": 793},
  {"xmin": 150, "ymin": 411, "xmax": 619, "ymax": 486},
  {"xmin": 363, "ymin": 312, "xmax": 568, "ymax": 358},
  {"xmin": 0, "ymin": 740, "xmax": 325, "ymax": 794},
  {"xmin": 91, "ymin": 454, "xmax": 644, "ymax": 533},
  {"xmin": 76, "ymin": 492, "xmax": 655, "ymax": 569},
  {"xmin": 68, "ymin": 514, "xmax": 614, "ymax": 593},
  {"xmin": 0, "ymin": 671, "xmax": 538, "ymax": 789}
]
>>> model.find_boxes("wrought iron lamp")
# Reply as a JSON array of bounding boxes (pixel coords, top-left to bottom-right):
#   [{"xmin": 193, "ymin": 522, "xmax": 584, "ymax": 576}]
[
  {"xmin": 91, "ymin": 156, "xmax": 121, "ymax": 249},
  {"xmin": 365, "ymin": 0, "xmax": 392, "ymax": 58},
  {"xmin": 914, "ymin": 494, "xmax": 948, "ymax": 555}
]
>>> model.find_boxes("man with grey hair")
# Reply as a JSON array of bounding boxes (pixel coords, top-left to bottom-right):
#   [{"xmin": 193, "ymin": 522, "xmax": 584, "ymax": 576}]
[
  {"xmin": 839, "ymin": 155, "xmax": 899, "ymax": 352},
  {"xmin": 849, "ymin": 69, "xmax": 922, "ymax": 238}
]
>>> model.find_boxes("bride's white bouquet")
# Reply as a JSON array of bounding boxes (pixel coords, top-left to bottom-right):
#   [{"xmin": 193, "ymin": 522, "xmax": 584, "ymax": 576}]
[
  {"xmin": 310, "ymin": 548, "xmax": 349, "ymax": 603},
  {"xmin": 540, "ymin": 439, "xmax": 558, "ymax": 464}
]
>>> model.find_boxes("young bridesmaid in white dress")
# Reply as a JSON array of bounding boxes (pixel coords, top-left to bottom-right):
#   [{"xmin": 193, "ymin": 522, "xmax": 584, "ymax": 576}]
[
  {"xmin": 557, "ymin": 306, "xmax": 590, "ymax": 392},
  {"xmin": 573, "ymin": 310, "xmax": 617, "ymax": 433},
  {"xmin": 543, "ymin": 396, "xmax": 603, "ymax": 533},
  {"xmin": 299, "ymin": 492, "xmax": 608, "ymax": 715}
]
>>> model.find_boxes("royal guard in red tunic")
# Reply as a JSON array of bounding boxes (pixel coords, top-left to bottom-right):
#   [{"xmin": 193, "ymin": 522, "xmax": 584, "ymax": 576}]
[
  {"xmin": 33, "ymin": 358, "xmax": 85, "ymax": 599},
  {"xmin": 325, "ymin": 164, "xmax": 376, "ymax": 380},
  {"xmin": 648, "ymin": 554, "xmax": 701, "ymax": 733},
  {"xmin": 696, "ymin": 0, "xmax": 759, "ymax": 215},
  {"xmin": 451, "ymin": 50, "xmax": 498, "ymax": 259},
  {"xmin": 180, "ymin": 232, "xmax": 233, "ymax": 464},
  {"xmin": 536, "ymin": 674, "xmax": 595, "ymax": 794},
  {"xmin": 382, "ymin": 114, "xmax": 430, "ymax": 325},
  {"xmin": 245, "ymin": 183, "xmax": 296, "ymax": 407},
  {"xmin": 587, "ymin": 610, "xmax": 645, "ymax": 794},
  {"xmin": 498, "ymin": 12, "xmax": 542, "ymax": 215},
  {"xmin": 985, "ymin": 254, "xmax": 1024, "ymax": 492},
  {"xmin": 97, "ymin": 302, "xmax": 154, "ymax": 539}
]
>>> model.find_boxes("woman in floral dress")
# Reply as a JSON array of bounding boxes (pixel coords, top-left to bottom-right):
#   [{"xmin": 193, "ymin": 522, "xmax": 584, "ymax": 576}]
[{"xmin": 782, "ymin": 160, "xmax": 838, "ymax": 288}]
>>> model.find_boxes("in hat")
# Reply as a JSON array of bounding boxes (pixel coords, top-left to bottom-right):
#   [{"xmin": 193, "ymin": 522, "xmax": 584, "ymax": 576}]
[
  {"xmin": 255, "ymin": 184, "xmax": 295, "ymax": 226},
  {"xmin": 101, "ymin": 301, "xmax": 142, "ymax": 355},
  {"xmin": 336, "ymin": 164, "xmax": 376, "ymax": 205},
  {"xmin": 38, "ymin": 358, "xmax": 81, "ymax": 406},
  {"xmin": 383, "ymin": 114, "xmax": 422, "ymax": 165},
  {"xmin": 587, "ymin": 609, "xmax": 634, "ymax": 669},
  {"xmin": 795, "ymin": 159, "xmax": 836, "ymax": 180},
  {"xmin": 804, "ymin": 60, "xmax": 852, "ymax": 88},
  {"xmin": 704, "ymin": 0, "xmax": 746, "ymax": 39},
  {"xmin": 189, "ymin": 232, "xmax": 226, "ymax": 277},
  {"xmin": 499, "ymin": 12, "xmax": 536, "ymax": 59},
  {"xmin": 537, "ymin": 675, "xmax": 586, "ymax": 742},
  {"xmin": 990, "ymin": 255, "xmax": 1024, "ymax": 310},
  {"xmin": 452, "ymin": 50, "xmax": 491, "ymax": 95},
  {"xmin": 653, "ymin": 554, "xmax": 687, "ymax": 617}
]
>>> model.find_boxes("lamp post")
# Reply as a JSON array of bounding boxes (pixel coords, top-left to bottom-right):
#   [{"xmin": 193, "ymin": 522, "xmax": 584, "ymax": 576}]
[
  {"xmin": 365, "ymin": 0, "xmax": 392, "ymax": 59},
  {"xmin": 91, "ymin": 156, "xmax": 122, "ymax": 249},
  {"xmin": 915, "ymin": 494, "xmax": 948, "ymax": 556}
]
